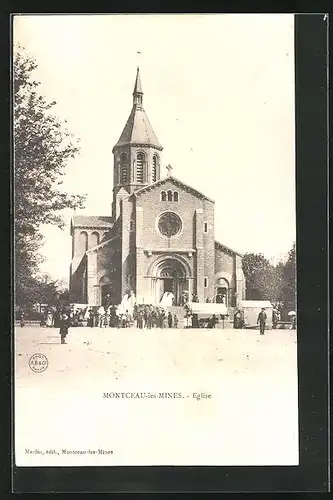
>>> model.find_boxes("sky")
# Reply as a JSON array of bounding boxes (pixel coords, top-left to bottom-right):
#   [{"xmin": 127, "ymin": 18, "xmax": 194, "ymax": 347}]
[{"xmin": 14, "ymin": 14, "xmax": 296, "ymax": 281}]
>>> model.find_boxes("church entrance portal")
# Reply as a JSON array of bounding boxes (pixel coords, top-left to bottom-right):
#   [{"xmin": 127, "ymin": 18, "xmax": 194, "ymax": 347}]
[
  {"xmin": 101, "ymin": 285, "xmax": 112, "ymax": 302},
  {"xmin": 163, "ymin": 278, "xmax": 174, "ymax": 294},
  {"xmin": 152, "ymin": 259, "xmax": 188, "ymax": 306},
  {"xmin": 215, "ymin": 277, "xmax": 229, "ymax": 307}
]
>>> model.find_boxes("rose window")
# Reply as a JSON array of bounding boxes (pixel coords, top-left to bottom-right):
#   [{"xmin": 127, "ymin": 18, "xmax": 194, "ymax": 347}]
[{"xmin": 157, "ymin": 212, "xmax": 182, "ymax": 237}]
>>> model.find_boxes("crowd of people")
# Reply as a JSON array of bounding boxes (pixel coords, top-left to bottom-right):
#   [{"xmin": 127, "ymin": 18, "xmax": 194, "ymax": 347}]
[
  {"xmin": 271, "ymin": 302, "xmax": 296, "ymax": 329},
  {"xmin": 18, "ymin": 291, "xmax": 297, "ymax": 346},
  {"xmin": 35, "ymin": 289, "xmax": 226, "ymax": 343},
  {"xmin": 37, "ymin": 292, "xmax": 181, "ymax": 331}
]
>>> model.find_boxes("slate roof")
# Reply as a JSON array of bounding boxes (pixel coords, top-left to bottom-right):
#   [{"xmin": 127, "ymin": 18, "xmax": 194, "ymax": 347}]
[
  {"xmin": 215, "ymin": 240, "xmax": 243, "ymax": 257},
  {"xmin": 113, "ymin": 68, "xmax": 162, "ymax": 151},
  {"xmin": 72, "ymin": 215, "xmax": 114, "ymax": 228},
  {"xmin": 114, "ymin": 107, "xmax": 163, "ymax": 150},
  {"xmin": 86, "ymin": 235, "xmax": 120, "ymax": 254},
  {"xmin": 133, "ymin": 66, "xmax": 143, "ymax": 94}
]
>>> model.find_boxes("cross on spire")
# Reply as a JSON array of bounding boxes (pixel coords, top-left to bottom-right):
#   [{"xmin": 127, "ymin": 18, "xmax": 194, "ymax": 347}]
[{"xmin": 166, "ymin": 164, "xmax": 173, "ymax": 177}]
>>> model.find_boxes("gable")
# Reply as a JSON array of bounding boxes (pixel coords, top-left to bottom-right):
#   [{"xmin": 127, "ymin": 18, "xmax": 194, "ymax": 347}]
[
  {"xmin": 115, "ymin": 187, "xmax": 129, "ymax": 196},
  {"xmin": 134, "ymin": 176, "xmax": 214, "ymax": 203}
]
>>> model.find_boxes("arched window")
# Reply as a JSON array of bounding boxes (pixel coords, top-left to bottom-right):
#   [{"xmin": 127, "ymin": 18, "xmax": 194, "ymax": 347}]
[
  {"xmin": 79, "ymin": 231, "xmax": 88, "ymax": 252},
  {"xmin": 91, "ymin": 231, "xmax": 100, "ymax": 248},
  {"xmin": 167, "ymin": 190, "xmax": 173, "ymax": 201},
  {"xmin": 136, "ymin": 152, "xmax": 145, "ymax": 183},
  {"xmin": 173, "ymin": 191, "xmax": 179, "ymax": 202},
  {"xmin": 99, "ymin": 276, "xmax": 111, "ymax": 285},
  {"xmin": 161, "ymin": 191, "xmax": 166, "ymax": 201},
  {"xmin": 120, "ymin": 153, "xmax": 128, "ymax": 184},
  {"xmin": 152, "ymin": 155, "xmax": 158, "ymax": 182},
  {"xmin": 82, "ymin": 268, "xmax": 87, "ymax": 301}
]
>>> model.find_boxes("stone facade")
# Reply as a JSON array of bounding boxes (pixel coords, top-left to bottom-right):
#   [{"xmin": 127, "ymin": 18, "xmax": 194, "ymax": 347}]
[{"xmin": 69, "ymin": 68, "xmax": 246, "ymax": 308}]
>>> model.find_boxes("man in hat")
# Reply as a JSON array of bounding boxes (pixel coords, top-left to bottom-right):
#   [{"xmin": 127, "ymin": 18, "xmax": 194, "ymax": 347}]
[
  {"xmin": 257, "ymin": 308, "xmax": 267, "ymax": 335},
  {"xmin": 59, "ymin": 310, "xmax": 70, "ymax": 344},
  {"xmin": 272, "ymin": 308, "xmax": 279, "ymax": 329},
  {"xmin": 103, "ymin": 293, "xmax": 112, "ymax": 309}
]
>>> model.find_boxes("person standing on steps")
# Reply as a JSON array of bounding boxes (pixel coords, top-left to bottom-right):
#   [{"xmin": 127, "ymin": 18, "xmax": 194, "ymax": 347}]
[
  {"xmin": 168, "ymin": 311, "xmax": 173, "ymax": 328},
  {"xmin": 257, "ymin": 308, "xmax": 267, "ymax": 335},
  {"xmin": 173, "ymin": 314, "xmax": 178, "ymax": 328}
]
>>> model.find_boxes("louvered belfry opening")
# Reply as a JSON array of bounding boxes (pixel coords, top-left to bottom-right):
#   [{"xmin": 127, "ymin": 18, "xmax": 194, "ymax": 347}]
[
  {"xmin": 120, "ymin": 153, "xmax": 128, "ymax": 184},
  {"xmin": 152, "ymin": 155, "xmax": 158, "ymax": 182},
  {"xmin": 136, "ymin": 152, "xmax": 145, "ymax": 183}
]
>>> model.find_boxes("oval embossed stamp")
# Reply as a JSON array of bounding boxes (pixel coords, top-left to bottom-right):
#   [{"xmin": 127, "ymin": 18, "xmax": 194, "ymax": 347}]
[{"xmin": 29, "ymin": 353, "xmax": 48, "ymax": 373}]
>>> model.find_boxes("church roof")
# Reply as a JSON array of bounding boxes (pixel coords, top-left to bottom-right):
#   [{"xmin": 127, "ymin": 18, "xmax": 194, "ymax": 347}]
[
  {"xmin": 215, "ymin": 240, "xmax": 243, "ymax": 257},
  {"xmin": 134, "ymin": 175, "xmax": 215, "ymax": 203},
  {"xmin": 72, "ymin": 215, "xmax": 114, "ymax": 228},
  {"xmin": 86, "ymin": 234, "xmax": 120, "ymax": 254},
  {"xmin": 114, "ymin": 107, "xmax": 163, "ymax": 150},
  {"xmin": 133, "ymin": 66, "xmax": 143, "ymax": 94},
  {"xmin": 113, "ymin": 68, "xmax": 163, "ymax": 151}
]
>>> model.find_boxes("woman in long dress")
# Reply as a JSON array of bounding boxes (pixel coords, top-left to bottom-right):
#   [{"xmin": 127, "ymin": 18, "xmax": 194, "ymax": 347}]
[
  {"xmin": 127, "ymin": 291, "xmax": 136, "ymax": 321},
  {"xmin": 45, "ymin": 310, "xmax": 53, "ymax": 327},
  {"xmin": 166, "ymin": 292, "xmax": 174, "ymax": 306},
  {"xmin": 104, "ymin": 306, "xmax": 111, "ymax": 327},
  {"xmin": 160, "ymin": 291, "xmax": 173, "ymax": 307},
  {"xmin": 98, "ymin": 306, "xmax": 105, "ymax": 328}
]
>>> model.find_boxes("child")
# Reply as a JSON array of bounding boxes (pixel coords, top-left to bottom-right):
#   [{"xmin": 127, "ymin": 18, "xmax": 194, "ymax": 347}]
[
  {"xmin": 59, "ymin": 312, "xmax": 70, "ymax": 344},
  {"xmin": 121, "ymin": 312, "xmax": 127, "ymax": 328}
]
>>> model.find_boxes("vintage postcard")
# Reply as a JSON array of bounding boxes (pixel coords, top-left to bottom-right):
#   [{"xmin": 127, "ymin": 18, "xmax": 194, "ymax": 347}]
[{"xmin": 13, "ymin": 13, "xmax": 298, "ymax": 467}]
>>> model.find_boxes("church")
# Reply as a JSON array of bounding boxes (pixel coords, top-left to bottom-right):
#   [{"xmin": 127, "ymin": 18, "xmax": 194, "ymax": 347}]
[{"xmin": 69, "ymin": 68, "xmax": 246, "ymax": 310}]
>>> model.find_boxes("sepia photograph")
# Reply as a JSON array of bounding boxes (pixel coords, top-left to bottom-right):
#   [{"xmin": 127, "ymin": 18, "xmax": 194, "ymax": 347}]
[{"xmin": 13, "ymin": 13, "xmax": 298, "ymax": 467}]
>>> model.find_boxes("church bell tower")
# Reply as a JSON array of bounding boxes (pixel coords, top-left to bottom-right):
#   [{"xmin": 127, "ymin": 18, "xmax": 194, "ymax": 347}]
[{"xmin": 112, "ymin": 67, "xmax": 163, "ymax": 219}]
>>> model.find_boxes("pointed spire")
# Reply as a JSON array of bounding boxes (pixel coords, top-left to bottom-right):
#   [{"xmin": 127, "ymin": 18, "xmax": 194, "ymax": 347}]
[
  {"xmin": 133, "ymin": 66, "xmax": 143, "ymax": 93},
  {"xmin": 133, "ymin": 67, "xmax": 143, "ymax": 107}
]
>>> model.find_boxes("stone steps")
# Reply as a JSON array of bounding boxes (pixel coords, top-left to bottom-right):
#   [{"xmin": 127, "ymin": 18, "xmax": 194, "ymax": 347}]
[
  {"xmin": 165, "ymin": 306, "xmax": 185, "ymax": 327},
  {"xmin": 165, "ymin": 305, "xmax": 184, "ymax": 314}
]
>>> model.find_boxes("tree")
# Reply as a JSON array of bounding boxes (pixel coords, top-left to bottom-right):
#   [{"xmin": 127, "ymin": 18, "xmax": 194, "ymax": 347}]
[
  {"xmin": 281, "ymin": 243, "xmax": 296, "ymax": 309},
  {"xmin": 16, "ymin": 272, "xmax": 70, "ymax": 312},
  {"xmin": 242, "ymin": 245, "xmax": 296, "ymax": 308},
  {"xmin": 242, "ymin": 253, "xmax": 271, "ymax": 300},
  {"xmin": 242, "ymin": 253, "xmax": 283, "ymax": 301},
  {"xmin": 13, "ymin": 45, "xmax": 86, "ymax": 305}
]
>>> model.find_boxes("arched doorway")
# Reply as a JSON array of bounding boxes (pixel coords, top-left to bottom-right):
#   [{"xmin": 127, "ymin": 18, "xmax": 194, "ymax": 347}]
[
  {"xmin": 215, "ymin": 277, "xmax": 229, "ymax": 307},
  {"xmin": 99, "ymin": 276, "xmax": 112, "ymax": 306},
  {"xmin": 152, "ymin": 258, "xmax": 188, "ymax": 305}
]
